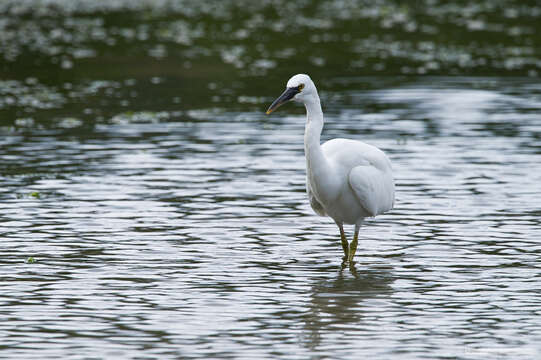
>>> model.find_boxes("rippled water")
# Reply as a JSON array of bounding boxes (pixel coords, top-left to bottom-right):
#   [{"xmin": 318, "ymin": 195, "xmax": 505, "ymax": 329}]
[{"xmin": 1, "ymin": 77, "xmax": 540, "ymax": 359}]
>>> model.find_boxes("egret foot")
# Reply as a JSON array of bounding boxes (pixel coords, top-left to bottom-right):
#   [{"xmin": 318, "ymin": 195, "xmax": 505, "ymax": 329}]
[
  {"xmin": 341, "ymin": 237, "xmax": 349, "ymax": 261},
  {"xmin": 336, "ymin": 221, "xmax": 349, "ymax": 261},
  {"xmin": 348, "ymin": 261, "xmax": 358, "ymax": 277},
  {"xmin": 347, "ymin": 226, "xmax": 360, "ymax": 263}
]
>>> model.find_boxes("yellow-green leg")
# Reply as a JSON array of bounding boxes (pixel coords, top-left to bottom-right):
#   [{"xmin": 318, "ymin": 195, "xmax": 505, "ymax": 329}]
[
  {"xmin": 348, "ymin": 224, "xmax": 360, "ymax": 263},
  {"xmin": 336, "ymin": 221, "xmax": 349, "ymax": 261}
]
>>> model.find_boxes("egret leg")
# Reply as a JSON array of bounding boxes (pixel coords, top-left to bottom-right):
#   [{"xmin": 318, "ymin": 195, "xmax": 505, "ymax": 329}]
[
  {"xmin": 336, "ymin": 221, "xmax": 349, "ymax": 261},
  {"xmin": 348, "ymin": 223, "xmax": 360, "ymax": 262}
]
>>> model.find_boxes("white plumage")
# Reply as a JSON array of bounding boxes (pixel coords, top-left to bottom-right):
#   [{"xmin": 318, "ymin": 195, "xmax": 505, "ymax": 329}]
[{"xmin": 266, "ymin": 74, "xmax": 395, "ymax": 263}]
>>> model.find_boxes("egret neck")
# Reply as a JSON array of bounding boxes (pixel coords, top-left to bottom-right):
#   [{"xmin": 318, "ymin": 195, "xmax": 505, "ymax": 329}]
[{"xmin": 303, "ymin": 93, "xmax": 336, "ymax": 202}]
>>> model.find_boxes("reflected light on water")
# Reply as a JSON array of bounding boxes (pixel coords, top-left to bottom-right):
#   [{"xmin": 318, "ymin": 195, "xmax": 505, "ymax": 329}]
[{"xmin": 0, "ymin": 77, "xmax": 540, "ymax": 359}]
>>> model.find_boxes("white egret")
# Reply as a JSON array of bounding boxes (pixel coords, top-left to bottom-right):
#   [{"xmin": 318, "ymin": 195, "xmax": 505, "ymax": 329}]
[{"xmin": 266, "ymin": 74, "xmax": 395, "ymax": 263}]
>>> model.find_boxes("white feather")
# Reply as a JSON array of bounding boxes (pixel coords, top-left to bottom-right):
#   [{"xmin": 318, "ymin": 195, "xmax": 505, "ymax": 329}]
[{"xmin": 267, "ymin": 74, "xmax": 395, "ymax": 261}]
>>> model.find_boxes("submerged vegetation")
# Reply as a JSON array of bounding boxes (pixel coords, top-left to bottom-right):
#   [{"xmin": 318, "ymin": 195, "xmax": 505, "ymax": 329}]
[{"xmin": 1, "ymin": 0, "xmax": 540, "ymax": 127}]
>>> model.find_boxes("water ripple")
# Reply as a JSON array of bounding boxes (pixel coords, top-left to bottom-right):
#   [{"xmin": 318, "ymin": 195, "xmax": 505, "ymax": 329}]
[{"xmin": 1, "ymin": 77, "xmax": 540, "ymax": 359}]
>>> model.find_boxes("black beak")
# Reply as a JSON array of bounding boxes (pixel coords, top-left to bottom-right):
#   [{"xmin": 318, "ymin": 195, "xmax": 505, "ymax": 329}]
[{"xmin": 266, "ymin": 87, "xmax": 300, "ymax": 114}]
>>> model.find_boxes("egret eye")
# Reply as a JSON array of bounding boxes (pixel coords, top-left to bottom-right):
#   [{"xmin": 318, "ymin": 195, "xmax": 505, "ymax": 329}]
[{"xmin": 298, "ymin": 84, "xmax": 305, "ymax": 91}]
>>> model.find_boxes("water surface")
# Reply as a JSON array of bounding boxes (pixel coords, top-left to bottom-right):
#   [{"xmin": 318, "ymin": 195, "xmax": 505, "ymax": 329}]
[
  {"xmin": 1, "ymin": 76, "xmax": 540, "ymax": 359},
  {"xmin": 1, "ymin": 0, "xmax": 541, "ymax": 358}
]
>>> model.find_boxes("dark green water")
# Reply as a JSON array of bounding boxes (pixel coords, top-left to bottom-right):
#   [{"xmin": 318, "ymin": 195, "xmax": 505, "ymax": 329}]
[{"xmin": 1, "ymin": 1, "xmax": 541, "ymax": 359}]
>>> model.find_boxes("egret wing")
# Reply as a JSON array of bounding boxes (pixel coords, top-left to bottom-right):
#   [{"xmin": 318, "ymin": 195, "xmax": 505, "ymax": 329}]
[
  {"xmin": 306, "ymin": 178, "xmax": 326, "ymax": 216},
  {"xmin": 348, "ymin": 165, "xmax": 394, "ymax": 217}
]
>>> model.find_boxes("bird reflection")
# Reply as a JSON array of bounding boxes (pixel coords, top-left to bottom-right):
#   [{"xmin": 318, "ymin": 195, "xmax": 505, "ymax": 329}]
[{"xmin": 301, "ymin": 263, "xmax": 394, "ymax": 351}]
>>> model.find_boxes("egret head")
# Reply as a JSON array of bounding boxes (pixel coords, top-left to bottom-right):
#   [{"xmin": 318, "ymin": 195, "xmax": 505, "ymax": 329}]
[{"xmin": 266, "ymin": 74, "xmax": 316, "ymax": 114}]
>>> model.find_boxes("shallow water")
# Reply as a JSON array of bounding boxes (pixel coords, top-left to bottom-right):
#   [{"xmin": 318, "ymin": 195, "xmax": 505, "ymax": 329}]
[
  {"xmin": 2, "ymin": 0, "xmax": 541, "ymax": 358},
  {"xmin": 1, "ymin": 76, "xmax": 540, "ymax": 359}
]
